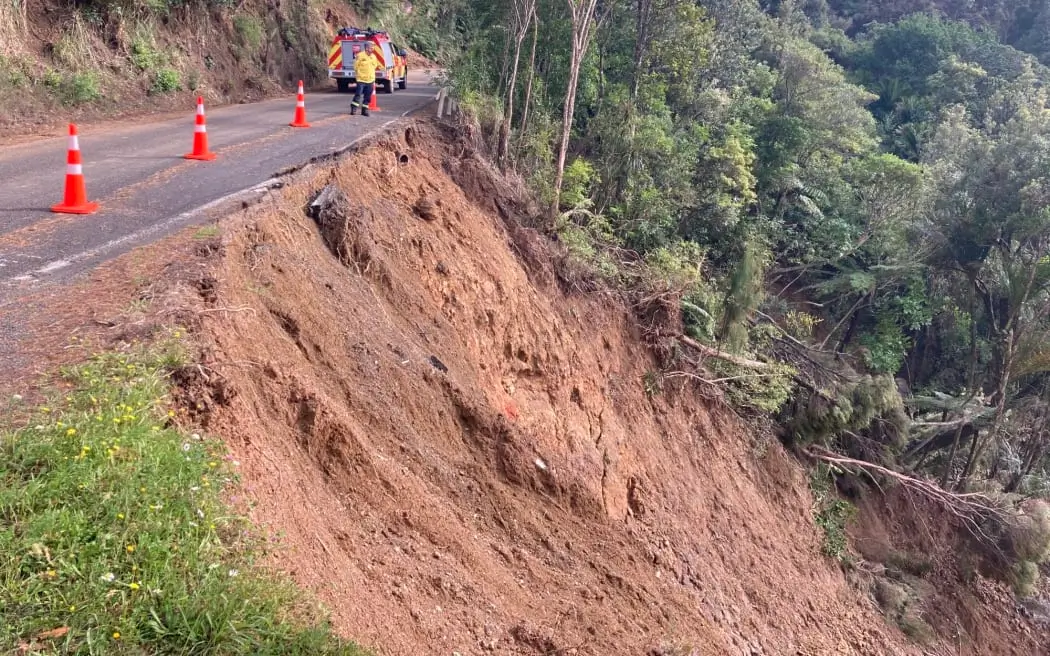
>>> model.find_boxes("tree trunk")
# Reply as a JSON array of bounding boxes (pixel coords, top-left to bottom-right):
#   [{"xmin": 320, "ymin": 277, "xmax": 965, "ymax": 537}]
[
  {"xmin": 941, "ymin": 284, "xmax": 980, "ymax": 487},
  {"xmin": 516, "ymin": 10, "xmax": 539, "ymax": 163},
  {"xmin": 631, "ymin": 0, "xmax": 653, "ymax": 100},
  {"xmin": 551, "ymin": 0, "xmax": 601, "ymax": 221},
  {"xmin": 959, "ymin": 330, "xmax": 1014, "ymax": 487},
  {"xmin": 498, "ymin": 2, "xmax": 534, "ymax": 170}
]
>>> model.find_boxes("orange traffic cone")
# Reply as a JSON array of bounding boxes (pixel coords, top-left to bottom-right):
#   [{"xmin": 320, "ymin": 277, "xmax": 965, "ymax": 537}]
[
  {"xmin": 368, "ymin": 89, "xmax": 381, "ymax": 112},
  {"xmin": 185, "ymin": 96, "xmax": 216, "ymax": 161},
  {"xmin": 51, "ymin": 123, "xmax": 99, "ymax": 215},
  {"xmin": 290, "ymin": 80, "xmax": 311, "ymax": 128}
]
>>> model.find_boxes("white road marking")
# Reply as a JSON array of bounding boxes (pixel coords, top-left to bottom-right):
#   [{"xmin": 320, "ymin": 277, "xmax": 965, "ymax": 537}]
[{"xmin": 2, "ymin": 109, "xmax": 422, "ymax": 287}]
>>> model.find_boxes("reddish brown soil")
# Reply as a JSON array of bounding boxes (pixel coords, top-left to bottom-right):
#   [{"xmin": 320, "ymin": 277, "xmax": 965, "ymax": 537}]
[
  {"xmin": 159, "ymin": 120, "xmax": 920, "ymax": 656},
  {"xmin": 3, "ymin": 118, "xmax": 1045, "ymax": 655}
]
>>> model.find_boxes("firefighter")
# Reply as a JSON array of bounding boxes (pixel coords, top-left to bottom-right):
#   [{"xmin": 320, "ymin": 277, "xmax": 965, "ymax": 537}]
[{"xmin": 351, "ymin": 41, "xmax": 380, "ymax": 116}]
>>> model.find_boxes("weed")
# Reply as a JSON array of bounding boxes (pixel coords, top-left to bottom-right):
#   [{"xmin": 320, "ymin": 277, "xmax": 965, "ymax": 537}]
[
  {"xmin": 233, "ymin": 14, "xmax": 265, "ymax": 52},
  {"xmin": 643, "ymin": 370, "xmax": 661, "ymax": 398},
  {"xmin": 0, "ymin": 54, "xmax": 32, "ymax": 88},
  {"xmin": 130, "ymin": 35, "xmax": 164, "ymax": 72},
  {"xmin": 150, "ymin": 67, "xmax": 181, "ymax": 94},
  {"xmin": 0, "ymin": 342, "xmax": 367, "ymax": 654},
  {"xmin": 126, "ymin": 298, "xmax": 151, "ymax": 314},
  {"xmin": 193, "ymin": 225, "xmax": 221, "ymax": 239},
  {"xmin": 809, "ymin": 465, "xmax": 857, "ymax": 563},
  {"xmin": 884, "ymin": 550, "xmax": 934, "ymax": 577}
]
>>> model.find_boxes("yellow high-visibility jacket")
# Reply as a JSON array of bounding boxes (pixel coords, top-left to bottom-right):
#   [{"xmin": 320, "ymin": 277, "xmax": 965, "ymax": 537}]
[{"xmin": 354, "ymin": 52, "xmax": 380, "ymax": 84}]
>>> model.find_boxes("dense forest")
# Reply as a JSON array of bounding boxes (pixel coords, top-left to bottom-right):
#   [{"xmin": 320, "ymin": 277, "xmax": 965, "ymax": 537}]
[{"xmin": 378, "ymin": 0, "xmax": 1050, "ymax": 593}]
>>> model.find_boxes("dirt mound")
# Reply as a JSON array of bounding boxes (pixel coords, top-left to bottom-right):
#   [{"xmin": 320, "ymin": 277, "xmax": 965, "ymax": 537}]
[{"xmin": 155, "ymin": 119, "xmax": 1035, "ymax": 655}]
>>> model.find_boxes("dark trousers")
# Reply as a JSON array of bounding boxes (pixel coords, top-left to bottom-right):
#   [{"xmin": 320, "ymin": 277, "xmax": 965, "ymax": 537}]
[{"xmin": 352, "ymin": 82, "xmax": 374, "ymax": 112}]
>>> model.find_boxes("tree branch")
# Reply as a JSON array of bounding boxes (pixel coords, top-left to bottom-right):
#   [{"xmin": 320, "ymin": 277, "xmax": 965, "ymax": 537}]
[
  {"xmin": 679, "ymin": 336, "xmax": 774, "ymax": 370},
  {"xmin": 804, "ymin": 446, "xmax": 1010, "ymax": 548}
]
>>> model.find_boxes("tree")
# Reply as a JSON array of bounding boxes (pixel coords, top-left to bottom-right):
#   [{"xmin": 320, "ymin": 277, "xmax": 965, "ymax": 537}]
[
  {"xmin": 551, "ymin": 0, "xmax": 606, "ymax": 219},
  {"xmin": 922, "ymin": 89, "xmax": 1050, "ymax": 488},
  {"xmin": 497, "ymin": 0, "xmax": 537, "ymax": 170}
]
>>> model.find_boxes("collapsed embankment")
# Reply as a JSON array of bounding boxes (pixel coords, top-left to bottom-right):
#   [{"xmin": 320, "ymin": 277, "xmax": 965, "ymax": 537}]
[{"xmin": 156, "ymin": 118, "xmax": 1041, "ymax": 655}]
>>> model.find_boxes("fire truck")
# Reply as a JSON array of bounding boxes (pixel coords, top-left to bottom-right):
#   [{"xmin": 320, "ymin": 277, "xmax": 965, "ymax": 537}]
[{"xmin": 327, "ymin": 27, "xmax": 408, "ymax": 94}]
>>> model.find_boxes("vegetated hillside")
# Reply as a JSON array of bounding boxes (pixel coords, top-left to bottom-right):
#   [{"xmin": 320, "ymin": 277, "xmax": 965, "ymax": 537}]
[
  {"xmin": 0, "ymin": 0, "xmax": 365, "ymax": 138},
  {"xmin": 151, "ymin": 118, "xmax": 1047, "ymax": 655},
  {"xmin": 432, "ymin": 0, "xmax": 1050, "ymax": 626},
  {"xmin": 819, "ymin": 0, "xmax": 1050, "ymax": 63}
]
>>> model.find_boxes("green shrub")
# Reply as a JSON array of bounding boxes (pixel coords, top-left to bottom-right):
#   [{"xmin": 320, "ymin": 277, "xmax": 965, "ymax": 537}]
[
  {"xmin": 130, "ymin": 37, "xmax": 164, "ymax": 71},
  {"xmin": 561, "ymin": 157, "xmax": 598, "ymax": 211},
  {"xmin": 810, "ymin": 465, "xmax": 857, "ymax": 563},
  {"xmin": 782, "ymin": 374, "xmax": 907, "ymax": 448},
  {"xmin": 1010, "ymin": 560, "xmax": 1040, "ymax": 597},
  {"xmin": 150, "ymin": 67, "xmax": 181, "ymax": 93},
  {"xmin": 69, "ymin": 71, "xmax": 101, "ymax": 103},
  {"xmin": 48, "ymin": 71, "xmax": 102, "ymax": 105},
  {"xmin": 1002, "ymin": 500, "xmax": 1050, "ymax": 596}
]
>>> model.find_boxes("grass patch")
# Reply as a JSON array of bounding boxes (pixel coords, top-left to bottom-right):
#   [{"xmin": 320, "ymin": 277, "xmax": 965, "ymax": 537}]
[
  {"xmin": 193, "ymin": 225, "xmax": 221, "ymax": 239},
  {"xmin": 0, "ymin": 338, "xmax": 366, "ymax": 655},
  {"xmin": 233, "ymin": 14, "xmax": 265, "ymax": 53}
]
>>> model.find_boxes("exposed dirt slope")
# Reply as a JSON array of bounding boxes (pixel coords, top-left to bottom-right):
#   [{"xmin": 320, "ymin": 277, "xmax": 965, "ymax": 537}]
[{"xmin": 154, "ymin": 119, "xmax": 1038, "ymax": 655}]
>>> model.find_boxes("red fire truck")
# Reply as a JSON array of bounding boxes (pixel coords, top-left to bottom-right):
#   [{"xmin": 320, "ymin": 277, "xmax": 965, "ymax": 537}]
[{"xmin": 327, "ymin": 27, "xmax": 408, "ymax": 94}]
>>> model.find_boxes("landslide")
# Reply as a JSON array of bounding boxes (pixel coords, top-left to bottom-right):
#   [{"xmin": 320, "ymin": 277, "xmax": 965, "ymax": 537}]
[{"xmin": 163, "ymin": 119, "xmax": 971, "ymax": 655}]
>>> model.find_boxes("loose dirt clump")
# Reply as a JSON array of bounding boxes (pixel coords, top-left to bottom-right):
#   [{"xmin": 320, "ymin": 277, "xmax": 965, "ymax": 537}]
[{"xmin": 138, "ymin": 118, "xmax": 1043, "ymax": 655}]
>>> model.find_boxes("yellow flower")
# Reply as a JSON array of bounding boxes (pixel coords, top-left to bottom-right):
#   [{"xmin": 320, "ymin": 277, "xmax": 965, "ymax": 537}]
[
  {"xmin": 117, "ymin": 513, "xmax": 125, "ymax": 520},
  {"xmin": 139, "ymin": 487, "xmax": 146, "ymax": 493},
  {"xmin": 113, "ymin": 418, "xmax": 121, "ymax": 424},
  {"xmin": 112, "ymin": 632, "xmax": 121, "ymax": 640},
  {"xmin": 45, "ymin": 569, "xmax": 57, "ymax": 579},
  {"xmin": 66, "ymin": 428, "xmax": 76, "ymax": 436},
  {"xmin": 129, "ymin": 582, "xmax": 140, "ymax": 591},
  {"xmin": 39, "ymin": 407, "xmax": 50, "ymax": 413},
  {"xmin": 167, "ymin": 410, "xmax": 175, "ymax": 418},
  {"xmin": 174, "ymin": 331, "xmax": 182, "ymax": 338},
  {"xmin": 125, "ymin": 545, "xmax": 136, "ymax": 553},
  {"xmin": 69, "ymin": 605, "xmax": 76, "ymax": 612},
  {"xmin": 208, "ymin": 462, "xmax": 217, "ymax": 468}
]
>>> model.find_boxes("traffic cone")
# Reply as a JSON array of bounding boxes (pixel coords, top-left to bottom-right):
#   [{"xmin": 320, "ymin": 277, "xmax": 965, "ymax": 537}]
[
  {"xmin": 290, "ymin": 80, "xmax": 311, "ymax": 128},
  {"xmin": 368, "ymin": 88, "xmax": 381, "ymax": 112},
  {"xmin": 184, "ymin": 96, "xmax": 216, "ymax": 161},
  {"xmin": 51, "ymin": 123, "xmax": 99, "ymax": 215}
]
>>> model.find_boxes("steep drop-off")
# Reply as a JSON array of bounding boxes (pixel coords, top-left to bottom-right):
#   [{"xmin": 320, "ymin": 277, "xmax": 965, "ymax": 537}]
[{"xmin": 160, "ymin": 119, "xmax": 1040, "ymax": 655}]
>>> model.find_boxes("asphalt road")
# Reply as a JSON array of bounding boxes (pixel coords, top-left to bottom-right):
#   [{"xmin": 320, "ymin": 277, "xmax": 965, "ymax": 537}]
[{"xmin": 0, "ymin": 73, "xmax": 438, "ymax": 295}]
